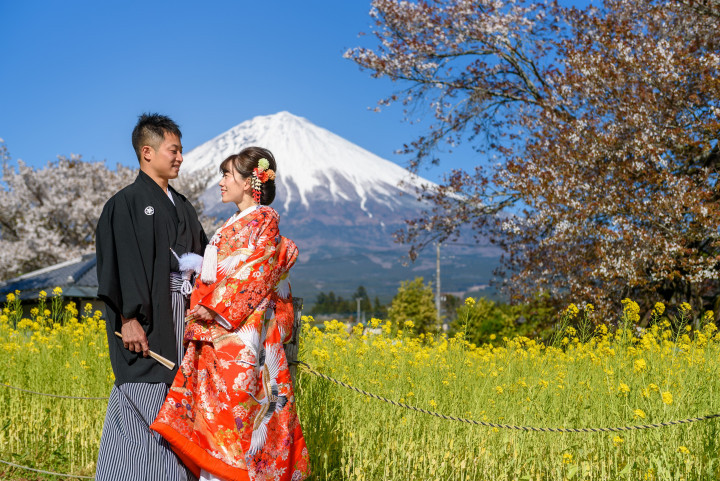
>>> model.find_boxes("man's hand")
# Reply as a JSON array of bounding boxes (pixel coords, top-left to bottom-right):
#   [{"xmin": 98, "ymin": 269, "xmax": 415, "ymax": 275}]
[
  {"xmin": 188, "ymin": 305, "xmax": 216, "ymax": 321},
  {"xmin": 121, "ymin": 316, "xmax": 149, "ymax": 358}
]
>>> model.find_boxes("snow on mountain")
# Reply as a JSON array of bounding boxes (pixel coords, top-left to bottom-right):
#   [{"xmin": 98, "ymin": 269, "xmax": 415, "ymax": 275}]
[
  {"xmin": 181, "ymin": 112, "xmax": 499, "ymax": 303},
  {"xmin": 184, "ymin": 111, "xmax": 432, "ymax": 216}
]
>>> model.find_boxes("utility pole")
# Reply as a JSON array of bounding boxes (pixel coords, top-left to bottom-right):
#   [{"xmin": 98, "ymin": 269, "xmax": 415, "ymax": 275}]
[
  {"xmin": 436, "ymin": 241, "xmax": 441, "ymax": 324},
  {"xmin": 356, "ymin": 297, "xmax": 362, "ymax": 324}
]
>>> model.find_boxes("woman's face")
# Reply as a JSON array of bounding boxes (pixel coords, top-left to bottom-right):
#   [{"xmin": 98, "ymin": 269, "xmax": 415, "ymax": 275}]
[{"xmin": 219, "ymin": 166, "xmax": 251, "ymax": 207}]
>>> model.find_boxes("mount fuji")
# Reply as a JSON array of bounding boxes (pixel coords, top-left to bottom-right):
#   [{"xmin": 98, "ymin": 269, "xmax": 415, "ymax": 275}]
[{"xmin": 182, "ymin": 112, "xmax": 499, "ymax": 306}]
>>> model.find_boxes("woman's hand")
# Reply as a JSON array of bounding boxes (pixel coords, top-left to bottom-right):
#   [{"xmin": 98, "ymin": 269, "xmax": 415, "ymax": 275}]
[{"xmin": 189, "ymin": 305, "xmax": 216, "ymax": 321}]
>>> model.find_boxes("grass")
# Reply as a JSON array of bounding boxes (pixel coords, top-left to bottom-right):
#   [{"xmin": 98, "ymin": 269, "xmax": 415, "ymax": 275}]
[{"xmin": 1, "ymin": 292, "xmax": 719, "ymax": 480}]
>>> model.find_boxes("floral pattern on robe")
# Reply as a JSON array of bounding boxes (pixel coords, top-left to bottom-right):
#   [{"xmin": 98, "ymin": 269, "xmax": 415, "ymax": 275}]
[{"xmin": 151, "ymin": 206, "xmax": 310, "ymax": 481}]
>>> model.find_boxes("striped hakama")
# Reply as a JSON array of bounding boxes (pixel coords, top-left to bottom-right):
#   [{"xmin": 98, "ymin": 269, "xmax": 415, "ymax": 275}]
[
  {"xmin": 96, "ymin": 272, "xmax": 195, "ymax": 481},
  {"xmin": 170, "ymin": 271, "xmax": 192, "ymax": 363},
  {"xmin": 95, "ymin": 383, "xmax": 196, "ymax": 481}
]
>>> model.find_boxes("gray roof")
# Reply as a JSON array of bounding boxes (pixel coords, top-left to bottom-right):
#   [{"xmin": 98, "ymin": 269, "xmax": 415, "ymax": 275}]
[{"xmin": 0, "ymin": 253, "xmax": 98, "ymax": 300}]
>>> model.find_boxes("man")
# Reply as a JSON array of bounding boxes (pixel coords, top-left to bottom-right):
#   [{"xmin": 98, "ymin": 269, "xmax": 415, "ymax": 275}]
[{"xmin": 95, "ymin": 113, "xmax": 207, "ymax": 481}]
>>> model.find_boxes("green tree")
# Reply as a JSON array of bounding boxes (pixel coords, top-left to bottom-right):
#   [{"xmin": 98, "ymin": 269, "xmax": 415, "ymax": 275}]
[
  {"xmin": 452, "ymin": 298, "xmax": 514, "ymax": 345},
  {"xmin": 352, "ymin": 285, "xmax": 372, "ymax": 313},
  {"xmin": 387, "ymin": 277, "xmax": 438, "ymax": 335},
  {"xmin": 451, "ymin": 294, "xmax": 557, "ymax": 345}
]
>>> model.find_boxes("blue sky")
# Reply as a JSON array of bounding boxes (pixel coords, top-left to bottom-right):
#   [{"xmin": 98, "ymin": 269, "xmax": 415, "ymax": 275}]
[{"xmin": 0, "ymin": 0, "xmax": 590, "ymax": 183}]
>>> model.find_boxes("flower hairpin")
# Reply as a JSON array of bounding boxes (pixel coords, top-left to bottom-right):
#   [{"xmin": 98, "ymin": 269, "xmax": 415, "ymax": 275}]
[{"xmin": 251, "ymin": 158, "xmax": 275, "ymax": 202}]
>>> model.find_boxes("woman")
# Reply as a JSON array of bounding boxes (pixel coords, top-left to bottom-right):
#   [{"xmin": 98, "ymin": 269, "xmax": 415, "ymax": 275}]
[{"xmin": 151, "ymin": 147, "xmax": 310, "ymax": 481}]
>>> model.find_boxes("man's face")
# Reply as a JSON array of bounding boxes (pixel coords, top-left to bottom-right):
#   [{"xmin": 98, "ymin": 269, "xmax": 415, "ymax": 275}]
[{"xmin": 143, "ymin": 132, "xmax": 183, "ymax": 180}]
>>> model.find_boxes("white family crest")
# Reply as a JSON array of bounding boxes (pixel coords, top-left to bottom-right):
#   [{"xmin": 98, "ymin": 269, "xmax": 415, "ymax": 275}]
[{"xmin": 144, "ymin": 206, "xmax": 155, "ymax": 215}]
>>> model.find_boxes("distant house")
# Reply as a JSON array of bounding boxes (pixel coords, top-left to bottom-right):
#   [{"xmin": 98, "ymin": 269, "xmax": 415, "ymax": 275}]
[{"xmin": 0, "ymin": 253, "xmax": 99, "ymax": 302}]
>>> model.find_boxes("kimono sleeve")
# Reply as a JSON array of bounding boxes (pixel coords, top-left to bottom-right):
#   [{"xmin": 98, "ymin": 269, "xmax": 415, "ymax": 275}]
[
  {"xmin": 195, "ymin": 213, "xmax": 296, "ymax": 330},
  {"xmin": 95, "ymin": 195, "xmax": 151, "ymax": 326}
]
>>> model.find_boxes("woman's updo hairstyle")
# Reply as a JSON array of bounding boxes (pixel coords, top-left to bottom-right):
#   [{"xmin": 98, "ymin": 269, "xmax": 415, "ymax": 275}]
[{"xmin": 219, "ymin": 146, "xmax": 277, "ymax": 205}]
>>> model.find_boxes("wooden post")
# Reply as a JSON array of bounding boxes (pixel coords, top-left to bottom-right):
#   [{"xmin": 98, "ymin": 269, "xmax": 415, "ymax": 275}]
[{"xmin": 283, "ymin": 297, "xmax": 303, "ymax": 385}]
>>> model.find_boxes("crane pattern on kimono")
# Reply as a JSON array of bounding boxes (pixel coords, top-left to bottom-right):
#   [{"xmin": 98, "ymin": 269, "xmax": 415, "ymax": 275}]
[
  {"xmin": 233, "ymin": 314, "xmax": 271, "ymax": 369},
  {"xmin": 247, "ymin": 343, "xmax": 288, "ymax": 456},
  {"xmin": 217, "ymin": 244, "xmax": 255, "ymax": 277}
]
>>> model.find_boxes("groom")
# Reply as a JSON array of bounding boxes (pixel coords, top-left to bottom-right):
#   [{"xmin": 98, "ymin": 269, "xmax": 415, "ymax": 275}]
[{"xmin": 94, "ymin": 113, "xmax": 207, "ymax": 481}]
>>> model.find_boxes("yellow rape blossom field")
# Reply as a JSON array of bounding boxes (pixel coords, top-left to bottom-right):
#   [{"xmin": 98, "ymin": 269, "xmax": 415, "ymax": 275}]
[{"xmin": 1, "ymin": 291, "xmax": 720, "ymax": 480}]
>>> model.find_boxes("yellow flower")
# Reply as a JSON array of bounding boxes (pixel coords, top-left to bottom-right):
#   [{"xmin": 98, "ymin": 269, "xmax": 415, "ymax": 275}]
[
  {"xmin": 633, "ymin": 359, "xmax": 647, "ymax": 372},
  {"xmin": 564, "ymin": 303, "xmax": 579, "ymax": 319},
  {"xmin": 703, "ymin": 311, "xmax": 714, "ymax": 322},
  {"xmin": 653, "ymin": 302, "xmax": 665, "ymax": 315},
  {"xmin": 5, "ymin": 293, "xmax": 15, "ymax": 303},
  {"xmin": 662, "ymin": 392, "xmax": 673, "ymax": 405},
  {"xmin": 403, "ymin": 320, "xmax": 415, "ymax": 329},
  {"xmin": 649, "ymin": 383, "xmax": 659, "ymax": 392},
  {"xmin": 495, "ymin": 386, "xmax": 504, "ymax": 395},
  {"xmin": 429, "ymin": 399, "xmax": 438, "ymax": 409},
  {"xmin": 585, "ymin": 303, "xmax": 595, "ymax": 313},
  {"xmin": 680, "ymin": 302, "xmax": 691, "ymax": 313},
  {"xmin": 489, "ymin": 333, "xmax": 496, "ymax": 340},
  {"xmin": 618, "ymin": 382, "xmax": 630, "ymax": 394},
  {"xmin": 562, "ymin": 453, "xmax": 573, "ymax": 464},
  {"xmin": 39, "ymin": 290, "xmax": 47, "ymax": 299},
  {"xmin": 30, "ymin": 308, "xmax": 39, "ymax": 316},
  {"xmin": 677, "ymin": 446, "xmax": 690, "ymax": 454},
  {"xmin": 621, "ymin": 298, "xmax": 640, "ymax": 323},
  {"xmin": 43, "ymin": 309, "xmax": 50, "ymax": 316},
  {"xmin": 634, "ymin": 409, "xmax": 646, "ymax": 419},
  {"xmin": 613, "ymin": 435, "xmax": 624, "ymax": 447},
  {"xmin": 52, "ymin": 286, "xmax": 62, "ymax": 296},
  {"xmin": 464, "ymin": 297, "xmax": 476, "ymax": 307}
]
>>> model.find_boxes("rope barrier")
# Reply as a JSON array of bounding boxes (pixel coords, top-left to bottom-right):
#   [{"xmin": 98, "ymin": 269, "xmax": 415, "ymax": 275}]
[
  {"xmin": 0, "ymin": 458, "xmax": 94, "ymax": 479},
  {"xmin": 294, "ymin": 361, "xmax": 720, "ymax": 433},
  {"xmin": 0, "ymin": 360, "xmax": 719, "ymax": 479},
  {"xmin": 0, "ymin": 382, "xmax": 109, "ymax": 400}
]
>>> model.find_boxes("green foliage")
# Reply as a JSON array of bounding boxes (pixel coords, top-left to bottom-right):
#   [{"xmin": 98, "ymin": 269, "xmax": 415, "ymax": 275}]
[
  {"xmin": 451, "ymin": 293, "xmax": 557, "ymax": 345},
  {"xmin": 3, "ymin": 290, "xmax": 720, "ymax": 479},
  {"xmin": 387, "ymin": 277, "xmax": 438, "ymax": 334},
  {"xmin": 452, "ymin": 297, "xmax": 514, "ymax": 344},
  {"xmin": 301, "ymin": 306, "xmax": 720, "ymax": 481}
]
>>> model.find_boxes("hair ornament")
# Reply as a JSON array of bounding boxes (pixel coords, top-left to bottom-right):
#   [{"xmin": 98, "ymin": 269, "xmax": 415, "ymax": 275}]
[{"xmin": 251, "ymin": 158, "xmax": 275, "ymax": 203}]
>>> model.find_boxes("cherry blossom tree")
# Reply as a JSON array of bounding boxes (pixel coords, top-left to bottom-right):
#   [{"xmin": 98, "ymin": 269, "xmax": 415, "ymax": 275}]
[
  {"xmin": 0, "ymin": 141, "xmax": 219, "ymax": 282},
  {"xmin": 346, "ymin": 0, "xmax": 720, "ymax": 317},
  {"xmin": 0, "ymin": 143, "xmax": 136, "ymax": 281}
]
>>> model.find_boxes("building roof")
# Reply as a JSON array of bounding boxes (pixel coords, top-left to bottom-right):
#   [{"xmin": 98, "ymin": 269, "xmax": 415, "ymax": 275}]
[{"xmin": 0, "ymin": 254, "xmax": 98, "ymax": 300}]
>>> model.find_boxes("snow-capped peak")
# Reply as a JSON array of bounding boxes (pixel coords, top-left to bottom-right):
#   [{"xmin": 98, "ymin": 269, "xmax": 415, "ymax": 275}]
[{"xmin": 182, "ymin": 112, "xmax": 433, "ymax": 214}]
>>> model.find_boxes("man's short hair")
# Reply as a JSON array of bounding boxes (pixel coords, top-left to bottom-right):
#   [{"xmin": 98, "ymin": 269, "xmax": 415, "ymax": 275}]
[{"xmin": 131, "ymin": 113, "xmax": 182, "ymax": 162}]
